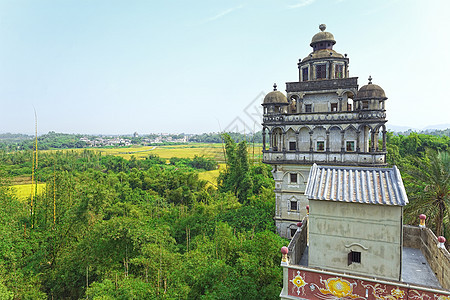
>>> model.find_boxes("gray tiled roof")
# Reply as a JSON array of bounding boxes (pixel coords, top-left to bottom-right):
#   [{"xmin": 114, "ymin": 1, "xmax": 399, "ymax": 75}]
[{"xmin": 305, "ymin": 164, "xmax": 409, "ymax": 206}]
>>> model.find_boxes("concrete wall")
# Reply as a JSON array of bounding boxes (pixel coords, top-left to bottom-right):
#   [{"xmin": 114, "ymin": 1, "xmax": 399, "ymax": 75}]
[
  {"xmin": 274, "ymin": 165, "xmax": 310, "ymax": 238},
  {"xmin": 308, "ymin": 200, "xmax": 403, "ymax": 281},
  {"xmin": 287, "ymin": 218, "xmax": 308, "ymax": 265},
  {"xmin": 303, "ymin": 93, "xmax": 340, "ymax": 113},
  {"xmin": 403, "ymin": 225, "xmax": 450, "ymax": 289}
]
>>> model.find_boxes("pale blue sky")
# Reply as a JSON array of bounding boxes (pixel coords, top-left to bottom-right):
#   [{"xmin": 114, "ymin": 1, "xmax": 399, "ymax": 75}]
[{"xmin": 0, "ymin": 0, "xmax": 449, "ymax": 134}]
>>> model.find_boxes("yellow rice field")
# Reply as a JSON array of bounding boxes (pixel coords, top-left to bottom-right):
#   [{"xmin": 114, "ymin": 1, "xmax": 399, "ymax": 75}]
[
  {"xmin": 46, "ymin": 143, "xmax": 263, "ymax": 163},
  {"xmin": 16, "ymin": 143, "xmax": 262, "ymax": 194},
  {"xmin": 11, "ymin": 183, "xmax": 46, "ymax": 200},
  {"xmin": 198, "ymin": 163, "xmax": 226, "ymax": 187}
]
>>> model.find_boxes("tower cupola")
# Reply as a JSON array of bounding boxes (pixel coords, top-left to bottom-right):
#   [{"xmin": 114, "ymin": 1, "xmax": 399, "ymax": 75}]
[
  {"xmin": 310, "ymin": 24, "xmax": 336, "ymax": 51},
  {"xmin": 262, "ymin": 83, "xmax": 288, "ymax": 115},
  {"xmin": 355, "ymin": 76, "xmax": 387, "ymax": 110}
]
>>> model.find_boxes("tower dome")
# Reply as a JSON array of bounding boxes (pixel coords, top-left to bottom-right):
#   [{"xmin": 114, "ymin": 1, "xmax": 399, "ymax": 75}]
[
  {"xmin": 263, "ymin": 84, "xmax": 288, "ymax": 105},
  {"xmin": 310, "ymin": 24, "xmax": 336, "ymax": 48},
  {"xmin": 355, "ymin": 76, "xmax": 387, "ymax": 100}
]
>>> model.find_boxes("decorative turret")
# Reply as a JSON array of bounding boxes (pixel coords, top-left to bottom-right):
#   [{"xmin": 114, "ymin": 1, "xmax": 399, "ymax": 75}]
[
  {"xmin": 355, "ymin": 76, "xmax": 387, "ymax": 111},
  {"xmin": 262, "ymin": 83, "xmax": 288, "ymax": 115},
  {"xmin": 310, "ymin": 24, "xmax": 336, "ymax": 50},
  {"xmin": 297, "ymin": 24, "xmax": 349, "ymax": 82}
]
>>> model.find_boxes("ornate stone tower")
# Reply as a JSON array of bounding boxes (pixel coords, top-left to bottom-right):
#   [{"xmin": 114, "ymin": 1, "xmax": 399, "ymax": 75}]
[{"xmin": 262, "ymin": 24, "xmax": 389, "ymax": 238}]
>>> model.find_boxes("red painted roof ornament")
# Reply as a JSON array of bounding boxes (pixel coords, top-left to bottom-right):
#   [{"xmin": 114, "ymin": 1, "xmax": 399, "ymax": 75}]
[
  {"xmin": 419, "ymin": 214, "xmax": 426, "ymax": 228},
  {"xmin": 281, "ymin": 246, "xmax": 289, "ymax": 265}
]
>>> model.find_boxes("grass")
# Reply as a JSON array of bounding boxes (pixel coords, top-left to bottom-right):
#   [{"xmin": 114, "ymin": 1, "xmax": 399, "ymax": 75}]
[{"xmin": 11, "ymin": 183, "xmax": 46, "ymax": 200}]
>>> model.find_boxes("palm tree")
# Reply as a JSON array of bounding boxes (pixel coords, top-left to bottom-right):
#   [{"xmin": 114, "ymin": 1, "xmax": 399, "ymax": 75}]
[{"xmin": 404, "ymin": 149, "xmax": 450, "ymax": 237}]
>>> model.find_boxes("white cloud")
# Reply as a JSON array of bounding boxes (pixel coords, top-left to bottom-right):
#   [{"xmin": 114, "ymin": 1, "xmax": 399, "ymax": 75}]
[
  {"xmin": 288, "ymin": 0, "xmax": 316, "ymax": 9},
  {"xmin": 203, "ymin": 4, "xmax": 244, "ymax": 23}
]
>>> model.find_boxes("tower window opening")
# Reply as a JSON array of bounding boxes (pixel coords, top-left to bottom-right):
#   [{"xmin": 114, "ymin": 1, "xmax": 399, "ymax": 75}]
[
  {"xmin": 335, "ymin": 64, "xmax": 344, "ymax": 78},
  {"xmin": 305, "ymin": 104, "xmax": 312, "ymax": 112},
  {"xmin": 362, "ymin": 101, "xmax": 369, "ymax": 109},
  {"xmin": 317, "ymin": 141, "xmax": 325, "ymax": 151},
  {"xmin": 290, "ymin": 173, "xmax": 298, "ymax": 183},
  {"xmin": 347, "ymin": 103, "xmax": 352, "ymax": 111},
  {"xmin": 348, "ymin": 251, "xmax": 361, "ymax": 265},
  {"xmin": 302, "ymin": 67, "xmax": 309, "ymax": 81},
  {"xmin": 331, "ymin": 103, "xmax": 338, "ymax": 111},
  {"xmin": 289, "ymin": 141, "xmax": 297, "ymax": 151},
  {"xmin": 290, "ymin": 200, "xmax": 298, "ymax": 211},
  {"xmin": 346, "ymin": 141, "xmax": 355, "ymax": 152},
  {"xmin": 316, "ymin": 64, "xmax": 326, "ymax": 79}
]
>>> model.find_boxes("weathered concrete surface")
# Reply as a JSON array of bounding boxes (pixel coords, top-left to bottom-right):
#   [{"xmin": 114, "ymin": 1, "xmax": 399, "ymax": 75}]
[
  {"xmin": 402, "ymin": 247, "xmax": 441, "ymax": 288},
  {"xmin": 404, "ymin": 225, "xmax": 450, "ymax": 289},
  {"xmin": 308, "ymin": 200, "xmax": 403, "ymax": 281}
]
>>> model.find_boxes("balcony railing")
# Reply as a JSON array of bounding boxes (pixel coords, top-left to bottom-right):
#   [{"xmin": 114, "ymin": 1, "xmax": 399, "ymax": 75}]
[
  {"xmin": 286, "ymin": 77, "xmax": 358, "ymax": 92},
  {"xmin": 262, "ymin": 150, "xmax": 386, "ymax": 166},
  {"xmin": 263, "ymin": 110, "xmax": 386, "ymax": 124}
]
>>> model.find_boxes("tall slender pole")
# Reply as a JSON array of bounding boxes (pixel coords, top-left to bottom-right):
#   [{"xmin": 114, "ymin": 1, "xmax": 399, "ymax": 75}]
[{"xmin": 53, "ymin": 162, "xmax": 56, "ymax": 226}]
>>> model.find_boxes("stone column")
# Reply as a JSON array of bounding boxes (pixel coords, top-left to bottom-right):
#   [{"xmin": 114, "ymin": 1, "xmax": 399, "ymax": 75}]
[
  {"xmin": 268, "ymin": 132, "xmax": 273, "ymax": 151},
  {"xmin": 326, "ymin": 130, "xmax": 330, "ymax": 152},
  {"xmin": 297, "ymin": 98, "xmax": 302, "ymax": 113},
  {"xmin": 382, "ymin": 129, "xmax": 387, "ymax": 151},
  {"xmin": 356, "ymin": 130, "xmax": 361, "ymax": 152},
  {"xmin": 282, "ymin": 132, "xmax": 286, "ymax": 151},
  {"xmin": 370, "ymin": 130, "xmax": 375, "ymax": 152},
  {"xmin": 262, "ymin": 128, "xmax": 266, "ymax": 150}
]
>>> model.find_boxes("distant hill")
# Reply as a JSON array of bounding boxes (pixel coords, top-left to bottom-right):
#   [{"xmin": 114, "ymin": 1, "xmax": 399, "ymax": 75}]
[
  {"xmin": 423, "ymin": 124, "xmax": 450, "ymax": 130},
  {"xmin": 388, "ymin": 124, "xmax": 450, "ymax": 133}
]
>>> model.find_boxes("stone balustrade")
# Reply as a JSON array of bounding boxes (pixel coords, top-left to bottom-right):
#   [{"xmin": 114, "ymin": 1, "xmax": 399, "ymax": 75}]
[
  {"xmin": 263, "ymin": 110, "xmax": 386, "ymax": 124},
  {"xmin": 263, "ymin": 151, "xmax": 386, "ymax": 166}
]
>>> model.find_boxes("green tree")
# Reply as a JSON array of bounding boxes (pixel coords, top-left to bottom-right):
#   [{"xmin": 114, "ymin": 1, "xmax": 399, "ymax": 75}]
[
  {"xmin": 404, "ymin": 149, "xmax": 450, "ymax": 237},
  {"xmin": 218, "ymin": 134, "xmax": 253, "ymax": 203}
]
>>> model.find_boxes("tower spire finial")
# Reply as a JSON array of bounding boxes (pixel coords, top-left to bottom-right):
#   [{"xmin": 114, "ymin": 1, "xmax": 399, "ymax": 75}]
[
  {"xmin": 368, "ymin": 75, "xmax": 373, "ymax": 84},
  {"xmin": 319, "ymin": 24, "xmax": 326, "ymax": 32},
  {"xmin": 273, "ymin": 83, "xmax": 277, "ymax": 91}
]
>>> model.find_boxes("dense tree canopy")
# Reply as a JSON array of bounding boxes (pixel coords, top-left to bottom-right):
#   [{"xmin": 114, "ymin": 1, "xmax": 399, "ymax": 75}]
[
  {"xmin": 0, "ymin": 130, "xmax": 449, "ymax": 298},
  {"xmin": 0, "ymin": 143, "xmax": 281, "ymax": 299}
]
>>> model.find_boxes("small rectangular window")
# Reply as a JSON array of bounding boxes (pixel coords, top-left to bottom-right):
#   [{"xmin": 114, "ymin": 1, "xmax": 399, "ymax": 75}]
[
  {"xmin": 302, "ymin": 67, "xmax": 309, "ymax": 81},
  {"xmin": 305, "ymin": 104, "xmax": 312, "ymax": 113},
  {"xmin": 348, "ymin": 251, "xmax": 361, "ymax": 265},
  {"xmin": 335, "ymin": 64, "xmax": 344, "ymax": 78},
  {"xmin": 331, "ymin": 103, "xmax": 338, "ymax": 111},
  {"xmin": 290, "ymin": 173, "xmax": 297, "ymax": 183},
  {"xmin": 317, "ymin": 141, "xmax": 325, "ymax": 151},
  {"xmin": 289, "ymin": 141, "xmax": 296, "ymax": 151},
  {"xmin": 316, "ymin": 64, "xmax": 327, "ymax": 79},
  {"xmin": 290, "ymin": 200, "xmax": 298, "ymax": 211},
  {"xmin": 346, "ymin": 141, "xmax": 355, "ymax": 152}
]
